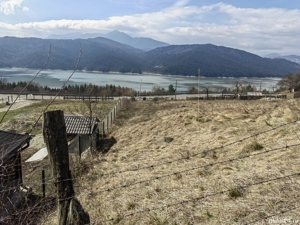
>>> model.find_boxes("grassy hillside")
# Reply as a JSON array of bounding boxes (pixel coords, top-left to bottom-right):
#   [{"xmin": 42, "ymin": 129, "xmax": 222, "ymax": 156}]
[{"xmin": 1, "ymin": 98, "xmax": 300, "ymax": 224}]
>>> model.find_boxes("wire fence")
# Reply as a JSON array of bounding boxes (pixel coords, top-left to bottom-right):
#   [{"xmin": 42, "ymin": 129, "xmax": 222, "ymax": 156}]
[
  {"xmin": 1, "ymin": 100, "xmax": 300, "ymax": 224},
  {"xmin": 100, "ymin": 97, "xmax": 130, "ymax": 137},
  {"xmin": 0, "ymin": 47, "xmax": 300, "ymax": 224},
  {"xmin": 2, "ymin": 119, "xmax": 300, "ymax": 224}
]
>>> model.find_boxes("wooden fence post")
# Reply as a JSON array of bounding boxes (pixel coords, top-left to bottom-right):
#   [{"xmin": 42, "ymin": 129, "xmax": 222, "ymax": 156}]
[
  {"xmin": 102, "ymin": 121, "xmax": 105, "ymax": 138},
  {"xmin": 107, "ymin": 116, "xmax": 109, "ymax": 130},
  {"xmin": 42, "ymin": 170, "xmax": 45, "ymax": 198},
  {"xmin": 43, "ymin": 110, "xmax": 90, "ymax": 225}
]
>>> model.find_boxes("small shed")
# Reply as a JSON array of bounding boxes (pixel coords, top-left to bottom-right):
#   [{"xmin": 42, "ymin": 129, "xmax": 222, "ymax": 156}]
[
  {"xmin": 0, "ymin": 131, "xmax": 32, "ymax": 223},
  {"xmin": 0, "ymin": 130, "xmax": 32, "ymax": 186},
  {"xmin": 64, "ymin": 116, "xmax": 100, "ymax": 156}
]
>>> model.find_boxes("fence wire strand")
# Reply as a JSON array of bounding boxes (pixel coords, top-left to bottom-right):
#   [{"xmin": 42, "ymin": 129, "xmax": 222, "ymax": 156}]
[
  {"xmin": 0, "ymin": 45, "xmax": 51, "ymax": 125},
  {"xmin": 29, "ymin": 43, "xmax": 82, "ymax": 134}
]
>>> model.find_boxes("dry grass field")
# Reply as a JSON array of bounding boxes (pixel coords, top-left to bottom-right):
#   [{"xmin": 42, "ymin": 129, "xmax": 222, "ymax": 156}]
[
  {"xmin": 42, "ymin": 98, "xmax": 300, "ymax": 225},
  {"xmin": 2, "ymin": 97, "xmax": 300, "ymax": 224}
]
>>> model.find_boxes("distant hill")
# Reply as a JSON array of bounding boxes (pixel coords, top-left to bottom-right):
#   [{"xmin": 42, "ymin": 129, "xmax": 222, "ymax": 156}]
[
  {"xmin": 265, "ymin": 53, "xmax": 300, "ymax": 65},
  {"xmin": 143, "ymin": 44, "xmax": 300, "ymax": 77},
  {"xmin": 0, "ymin": 36, "xmax": 146, "ymax": 73},
  {"xmin": 105, "ymin": 30, "xmax": 170, "ymax": 51},
  {"xmin": 47, "ymin": 30, "xmax": 170, "ymax": 51},
  {"xmin": 0, "ymin": 37, "xmax": 299, "ymax": 77}
]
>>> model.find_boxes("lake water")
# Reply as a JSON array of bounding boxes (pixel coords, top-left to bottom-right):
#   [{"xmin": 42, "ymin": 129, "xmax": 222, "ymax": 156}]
[{"xmin": 0, "ymin": 68, "xmax": 281, "ymax": 92}]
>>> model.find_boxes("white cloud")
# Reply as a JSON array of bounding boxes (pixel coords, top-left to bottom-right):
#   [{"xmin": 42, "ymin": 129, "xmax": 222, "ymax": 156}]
[
  {"xmin": 22, "ymin": 6, "xmax": 28, "ymax": 12},
  {"xmin": 0, "ymin": 0, "xmax": 26, "ymax": 15},
  {"xmin": 0, "ymin": 3, "xmax": 300, "ymax": 55}
]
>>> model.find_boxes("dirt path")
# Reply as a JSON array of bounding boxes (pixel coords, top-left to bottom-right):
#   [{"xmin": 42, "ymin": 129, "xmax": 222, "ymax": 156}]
[{"xmin": 0, "ymin": 100, "xmax": 37, "ymax": 112}]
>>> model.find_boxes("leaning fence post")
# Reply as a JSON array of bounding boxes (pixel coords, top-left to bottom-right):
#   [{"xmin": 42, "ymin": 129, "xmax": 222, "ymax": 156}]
[{"xmin": 43, "ymin": 110, "xmax": 90, "ymax": 225}]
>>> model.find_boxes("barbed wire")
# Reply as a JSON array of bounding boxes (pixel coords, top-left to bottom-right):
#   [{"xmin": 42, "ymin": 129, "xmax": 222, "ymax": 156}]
[
  {"xmin": 0, "ymin": 197, "xmax": 56, "ymax": 224},
  {"xmin": 92, "ymin": 143, "xmax": 300, "ymax": 193},
  {"xmin": 245, "ymin": 205, "xmax": 300, "ymax": 224},
  {"xmin": 94, "ymin": 172, "xmax": 300, "ymax": 223},
  {"xmin": 1, "ymin": 43, "xmax": 82, "ymax": 197},
  {"xmin": 2, "ymin": 171, "xmax": 299, "ymax": 224},
  {"xmin": 98, "ymin": 119, "xmax": 300, "ymax": 177},
  {"xmin": 38, "ymin": 118, "xmax": 298, "ymax": 183},
  {"xmin": 0, "ymin": 45, "xmax": 51, "ymax": 125},
  {"xmin": 28, "ymin": 43, "xmax": 82, "ymax": 134},
  {"xmin": 0, "ymin": 46, "xmax": 51, "ymax": 168},
  {"xmin": 5, "ymin": 142, "xmax": 297, "ymax": 194},
  {"xmin": 1, "ymin": 70, "xmax": 300, "ymax": 224}
]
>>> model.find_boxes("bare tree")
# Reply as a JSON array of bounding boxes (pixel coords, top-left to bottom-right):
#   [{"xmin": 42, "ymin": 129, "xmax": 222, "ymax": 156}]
[{"xmin": 277, "ymin": 72, "xmax": 300, "ymax": 92}]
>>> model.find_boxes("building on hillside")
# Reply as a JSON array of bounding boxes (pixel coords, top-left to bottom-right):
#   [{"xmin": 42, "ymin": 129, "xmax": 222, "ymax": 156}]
[
  {"xmin": 64, "ymin": 116, "xmax": 100, "ymax": 157},
  {"xmin": 26, "ymin": 115, "xmax": 100, "ymax": 163},
  {"xmin": 0, "ymin": 130, "xmax": 32, "ymax": 220},
  {"xmin": 0, "ymin": 130, "xmax": 32, "ymax": 187}
]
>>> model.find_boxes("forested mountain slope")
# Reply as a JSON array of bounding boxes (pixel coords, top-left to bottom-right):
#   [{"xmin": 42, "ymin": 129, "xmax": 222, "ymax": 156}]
[{"xmin": 0, "ymin": 37, "xmax": 299, "ymax": 77}]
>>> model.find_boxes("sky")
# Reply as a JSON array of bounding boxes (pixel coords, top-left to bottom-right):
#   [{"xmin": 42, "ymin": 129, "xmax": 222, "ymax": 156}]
[{"xmin": 0, "ymin": 0, "xmax": 300, "ymax": 56}]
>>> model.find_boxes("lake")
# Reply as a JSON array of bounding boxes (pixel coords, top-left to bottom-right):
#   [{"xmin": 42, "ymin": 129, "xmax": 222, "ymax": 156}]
[{"xmin": 0, "ymin": 68, "xmax": 281, "ymax": 92}]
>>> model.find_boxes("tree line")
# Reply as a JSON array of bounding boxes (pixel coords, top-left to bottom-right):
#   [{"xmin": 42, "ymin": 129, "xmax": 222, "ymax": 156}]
[
  {"xmin": 0, "ymin": 78, "xmax": 137, "ymax": 96},
  {"xmin": 1, "ymin": 72, "xmax": 297, "ymax": 97}
]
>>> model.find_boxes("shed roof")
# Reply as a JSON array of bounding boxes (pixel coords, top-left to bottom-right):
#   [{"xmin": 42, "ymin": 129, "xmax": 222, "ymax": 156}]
[
  {"xmin": 64, "ymin": 116, "xmax": 99, "ymax": 135},
  {"xmin": 0, "ymin": 130, "xmax": 32, "ymax": 161}
]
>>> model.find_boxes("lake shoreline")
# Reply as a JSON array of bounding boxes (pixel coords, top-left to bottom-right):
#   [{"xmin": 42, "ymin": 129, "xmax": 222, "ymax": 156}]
[
  {"xmin": 0, "ymin": 67, "xmax": 281, "ymax": 92},
  {"xmin": 0, "ymin": 67, "xmax": 283, "ymax": 79}
]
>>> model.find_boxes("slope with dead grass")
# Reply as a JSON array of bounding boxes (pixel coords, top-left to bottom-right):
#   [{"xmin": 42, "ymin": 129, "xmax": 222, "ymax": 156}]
[
  {"xmin": 40, "ymin": 98, "xmax": 300, "ymax": 225},
  {"xmin": 9, "ymin": 98, "xmax": 300, "ymax": 225}
]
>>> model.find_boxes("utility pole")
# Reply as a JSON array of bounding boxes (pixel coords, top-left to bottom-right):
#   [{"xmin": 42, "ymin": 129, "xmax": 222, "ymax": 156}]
[
  {"xmin": 175, "ymin": 80, "xmax": 177, "ymax": 100},
  {"xmin": 139, "ymin": 79, "xmax": 142, "ymax": 100},
  {"xmin": 198, "ymin": 68, "xmax": 200, "ymax": 96},
  {"xmin": 260, "ymin": 81, "xmax": 262, "ymax": 92},
  {"xmin": 43, "ymin": 110, "xmax": 90, "ymax": 225}
]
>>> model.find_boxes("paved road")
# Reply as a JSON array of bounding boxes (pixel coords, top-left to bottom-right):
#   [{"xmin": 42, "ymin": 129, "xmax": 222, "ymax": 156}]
[{"xmin": 0, "ymin": 93, "xmax": 234, "ymax": 105}]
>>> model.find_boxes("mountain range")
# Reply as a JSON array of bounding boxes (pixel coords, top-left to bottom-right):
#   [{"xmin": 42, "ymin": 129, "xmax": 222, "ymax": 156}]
[
  {"xmin": 47, "ymin": 30, "xmax": 170, "ymax": 51},
  {"xmin": 0, "ymin": 36, "xmax": 299, "ymax": 78},
  {"xmin": 265, "ymin": 53, "xmax": 300, "ymax": 65}
]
